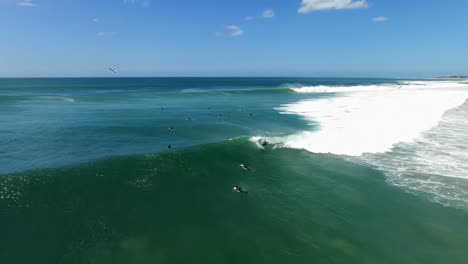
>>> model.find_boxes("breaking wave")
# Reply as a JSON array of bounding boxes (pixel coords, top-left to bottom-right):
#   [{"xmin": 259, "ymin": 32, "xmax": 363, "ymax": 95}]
[
  {"xmin": 264, "ymin": 80, "xmax": 468, "ymax": 208},
  {"xmin": 272, "ymin": 80, "xmax": 468, "ymax": 155},
  {"xmin": 288, "ymin": 80, "xmax": 468, "ymax": 94}
]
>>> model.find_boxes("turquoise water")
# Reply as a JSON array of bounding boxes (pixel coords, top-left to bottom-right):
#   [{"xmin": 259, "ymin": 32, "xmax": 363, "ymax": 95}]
[{"xmin": 1, "ymin": 78, "xmax": 468, "ymax": 263}]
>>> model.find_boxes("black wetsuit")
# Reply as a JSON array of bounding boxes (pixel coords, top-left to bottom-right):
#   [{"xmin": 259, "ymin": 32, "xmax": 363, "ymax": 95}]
[{"xmin": 234, "ymin": 186, "xmax": 248, "ymax": 194}]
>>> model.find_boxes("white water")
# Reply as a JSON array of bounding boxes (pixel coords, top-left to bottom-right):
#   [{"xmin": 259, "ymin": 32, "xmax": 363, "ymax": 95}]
[
  {"xmin": 36, "ymin": 96, "xmax": 76, "ymax": 102},
  {"xmin": 363, "ymin": 102, "xmax": 468, "ymax": 208},
  {"xmin": 265, "ymin": 80, "xmax": 468, "ymax": 208},
  {"xmin": 289, "ymin": 81, "xmax": 468, "ymax": 94},
  {"xmin": 275, "ymin": 81, "xmax": 468, "ymax": 156}
]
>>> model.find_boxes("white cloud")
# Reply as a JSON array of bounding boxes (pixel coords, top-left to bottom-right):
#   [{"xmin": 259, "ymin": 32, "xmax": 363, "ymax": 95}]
[
  {"xmin": 298, "ymin": 0, "xmax": 368, "ymax": 13},
  {"xmin": 226, "ymin": 25, "xmax": 244, "ymax": 37},
  {"xmin": 245, "ymin": 16, "xmax": 253, "ymax": 21},
  {"xmin": 123, "ymin": 0, "xmax": 150, "ymax": 8},
  {"xmin": 92, "ymin": 18, "xmax": 99, "ymax": 23},
  {"xmin": 262, "ymin": 9, "xmax": 275, "ymax": 18},
  {"xmin": 18, "ymin": 0, "xmax": 37, "ymax": 7},
  {"xmin": 372, "ymin": 16, "xmax": 389, "ymax": 22},
  {"xmin": 97, "ymin": 32, "xmax": 115, "ymax": 37},
  {"xmin": 215, "ymin": 25, "xmax": 244, "ymax": 38}
]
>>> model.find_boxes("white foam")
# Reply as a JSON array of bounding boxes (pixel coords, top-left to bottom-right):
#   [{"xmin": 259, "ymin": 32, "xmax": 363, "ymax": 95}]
[
  {"xmin": 271, "ymin": 81, "xmax": 468, "ymax": 156},
  {"xmin": 289, "ymin": 81, "xmax": 468, "ymax": 94},
  {"xmin": 290, "ymin": 84, "xmax": 398, "ymax": 93},
  {"xmin": 180, "ymin": 88, "xmax": 207, "ymax": 93},
  {"xmin": 362, "ymin": 102, "xmax": 468, "ymax": 208},
  {"xmin": 36, "ymin": 96, "xmax": 75, "ymax": 102},
  {"xmin": 262, "ymin": 80, "xmax": 468, "ymax": 208}
]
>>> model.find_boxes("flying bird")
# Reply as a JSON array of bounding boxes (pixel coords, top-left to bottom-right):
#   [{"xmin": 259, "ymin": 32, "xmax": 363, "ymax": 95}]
[{"xmin": 109, "ymin": 68, "xmax": 117, "ymax": 74}]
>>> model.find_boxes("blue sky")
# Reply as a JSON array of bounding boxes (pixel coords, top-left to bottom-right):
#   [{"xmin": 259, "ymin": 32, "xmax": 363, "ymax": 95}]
[{"xmin": 1, "ymin": 0, "xmax": 467, "ymax": 77}]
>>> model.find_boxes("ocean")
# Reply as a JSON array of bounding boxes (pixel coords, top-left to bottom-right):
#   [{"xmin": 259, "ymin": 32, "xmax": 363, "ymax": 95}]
[{"xmin": 1, "ymin": 77, "xmax": 468, "ymax": 263}]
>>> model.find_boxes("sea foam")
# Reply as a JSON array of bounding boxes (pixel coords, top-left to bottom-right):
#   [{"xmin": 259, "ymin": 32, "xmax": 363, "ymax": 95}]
[
  {"xmin": 269, "ymin": 81, "xmax": 468, "ymax": 156},
  {"xmin": 263, "ymin": 80, "xmax": 468, "ymax": 207},
  {"xmin": 363, "ymin": 102, "xmax": 468, "ymax": 208}
]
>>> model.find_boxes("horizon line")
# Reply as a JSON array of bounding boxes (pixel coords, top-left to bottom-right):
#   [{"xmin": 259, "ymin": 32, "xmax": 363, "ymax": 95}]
[{"xmin": 0, "ymin": 76, "xmax": 433, "ymax": 79}]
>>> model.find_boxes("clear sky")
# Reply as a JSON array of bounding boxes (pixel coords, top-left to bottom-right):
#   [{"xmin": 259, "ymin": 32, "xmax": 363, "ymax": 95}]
[{"xmin": 1, "ymin": 0, "xmax": 467, "ymax": 77}]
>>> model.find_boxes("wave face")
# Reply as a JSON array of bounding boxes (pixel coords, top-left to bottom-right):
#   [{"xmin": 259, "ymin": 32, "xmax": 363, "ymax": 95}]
[
  {"xmin": 3, "ymin": 139, "xmax": 468, "ymax": 263},
  {"xmin": 269, "ymin": 80, "xmax": 468, "ymax": 208}
]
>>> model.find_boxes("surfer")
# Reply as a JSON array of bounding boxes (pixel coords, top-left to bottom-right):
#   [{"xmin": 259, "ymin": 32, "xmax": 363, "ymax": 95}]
[
  {"xmin": 260, "ymin": 140, "xmax": 268, "ymax": 151},
  {"xmin": 169, "ymin": 126, "xmax": 174, "ymax": 130},
  {"xmin": 109, "ymin": 68, "xmax": 117, "ymax": 74},
  {"xmin": 168, "ymin": 144, "xmax": 172, "ymax": 149},
  {"xmin": 186, "ymin": 117, "xmax": 192, "ymax": 121},
  {"xmin": 233, "ymin": 186, "xmax": 248, "ymax": 194},
  {"xmin": 240, "ymin": 164, "xmax": 250, "ymax": 171}
]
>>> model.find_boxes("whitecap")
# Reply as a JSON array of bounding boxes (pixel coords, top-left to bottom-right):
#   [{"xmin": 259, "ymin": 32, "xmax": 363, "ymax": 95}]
[
  {"xmin": 263, "ymin": 80, "xmax": 468, "ymax": 208},
  {"xmin": 274, "ymin": 81, "xmax": 468, "ymax": 156}
]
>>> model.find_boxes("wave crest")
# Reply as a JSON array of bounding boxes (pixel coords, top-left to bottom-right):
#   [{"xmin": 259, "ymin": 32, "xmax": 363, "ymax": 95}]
[{"xmin": 289, "ymin": 81, "xmax": 468, "ymax": 94}]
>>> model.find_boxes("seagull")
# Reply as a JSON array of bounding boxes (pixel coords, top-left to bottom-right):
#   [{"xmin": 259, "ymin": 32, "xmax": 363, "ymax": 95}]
[{"xmin": 109, "ymin": 68, "xmax": 117, "ymax": 74}]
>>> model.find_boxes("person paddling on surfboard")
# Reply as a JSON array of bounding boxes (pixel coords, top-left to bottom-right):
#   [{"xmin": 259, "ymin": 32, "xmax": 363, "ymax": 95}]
[
  {"xmin": 233, "ymin": 186, "xmax": 248, "ymax": 194},
  {"xmin": 240, "ymin": 164, "xmax": 251, "ymax": 171}
]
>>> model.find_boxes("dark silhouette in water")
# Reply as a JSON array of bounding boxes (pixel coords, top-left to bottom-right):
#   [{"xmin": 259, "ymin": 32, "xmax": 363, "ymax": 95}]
[
  {"xmin": 169, "ymin": 126, "xmax": 175, "ymax": 130},
  {"xmin": 260, "ymin": 140, "xmax": 268, "ymax": 151},
  {"xmin": 233, "ymin": 186, "xmax": 248, "ymax": 194},
  {"xmin": 240, "ymin": 164, "xmax": 251, "ymax": 171},
  {"xmin": 168, "ymin": 144, "xmax": 172, "ymax": 149}
]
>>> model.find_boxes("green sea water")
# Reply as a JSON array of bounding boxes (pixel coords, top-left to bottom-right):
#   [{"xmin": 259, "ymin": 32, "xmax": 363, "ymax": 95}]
[{"xmin": 1, "ymin": 78, "xmax": 468, "ymax": 263}]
